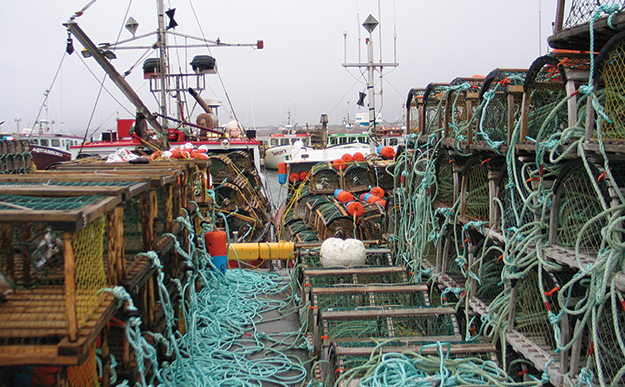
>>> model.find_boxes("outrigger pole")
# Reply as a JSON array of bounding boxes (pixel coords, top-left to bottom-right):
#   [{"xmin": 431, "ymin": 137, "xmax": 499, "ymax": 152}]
[{"xmin": 63, "ymin": 19, "xmax": 170, "ymax": 149}]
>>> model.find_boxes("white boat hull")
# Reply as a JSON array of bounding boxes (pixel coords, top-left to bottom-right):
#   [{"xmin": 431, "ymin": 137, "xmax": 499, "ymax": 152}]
[{"xmin": 263, "ymin": 145, "xmax": 291, "ymax": 170}]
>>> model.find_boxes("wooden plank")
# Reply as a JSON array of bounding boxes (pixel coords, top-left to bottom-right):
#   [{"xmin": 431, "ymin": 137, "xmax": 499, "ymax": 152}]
[
  {"xmin": 304, "ymin": 266, "xmax": 407, "ymax": 277},
  {"xmin": 334, "ymin": 342, "xmax": 497, "ymax": 357},
  {"xmin": 63, "ymin": 231, "xmax": 78, "ymax": 342},
  {"xmin": 321, "ymin": 306, "xmax": 456, "ymax": 320},
  {"xmin": 0, "ymin": 186, "xmax": 129, "ymax": 198},
  {"xmin": 312, "ymin": 284, "xmax": 428, "ymax": 295}
]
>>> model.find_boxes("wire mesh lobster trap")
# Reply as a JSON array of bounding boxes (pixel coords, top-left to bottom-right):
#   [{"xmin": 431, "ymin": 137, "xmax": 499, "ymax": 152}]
[
  {"xmin": 433, "ymin": 149, "xmax": 459, "ymax": 208},
  {"xmin": 0, "ymin": 192, "xmax": 119, "ymax": 362},
  {"xmin": 212, "ymin": 182, "xmax": 266, "ymax": 242},
  {"xmin": 567, "ymin": 293, "xmax": 625, "ymax": 386},
  {"xmin": 343, "ymin": 162, "xmax": 372, "ymax": 193},
  {"xmin": 406, "ymin": 88, "xmax": 426, "ymax": 135},
  {"xmin": 549, "ymin": 159, "xmax": 611, "ymax": 255},
  {"xmin": 472, "ymin": 238, "xmax": 504, "ymax": 305},
  {"xmin": 326, "ymin": 340, "xmax": 499, "ymax": 387},
  {"xmin": 445, "ymin": 77, "xmax": 483, "ymax": 142},
  {"xmin": 313, "ymin": 201, "xmax": 354, "ymax": 240},
  {"xmin": 509, "ymin": 269, "xmax": 563, "ymax": 353},
  {"xmin": 309, "ymin": 162, "xmax": 340, "ymax": 195},
  {"xmin": 477, "ymin": 69, "xmax": 527, "ymax": 146},
  {"xmin": 303, "ymin": 266, "xmax": 409, "ymax": 289},
  {"xmin": 299, "ymin": 247, "xmax": 393, "ymax": 269},
  {"xmin": 317, "ymin": 307, "xmax": 462, "ymax": 344},
  {"xmin": 595, "ymin": 31, "xmax": 625, "ymax": 142},
  {"xmin": 367, "ymin": 159, "xmax": 396, "ymax": 190},
  {"xmin": 304, "ymin": 195, "xmax": 333, "ymax": 228},
  {"xmin": 0, "ymin": 140, "xmax": 32, "ymax": 174},
  {"xmin": 355, "ymin": 202, "xmax": 385, "ymax": 241},
  {"xmin": 561, "ymin": 0, "xmax": 625, "ymax": 31},
  {"xmin": 422, "ymin": 83, "xmax": 450, "ymax": 139},
  {"xmin": 520, "ymin": 54, "xmax": 582, "ymax": 145},
  {"xmin": 495, "ymin": 158, "xmax": 536, "ymax": 231},
  {"xmin": 460, "ymin": 156, "xmax": 505, "ymax": 223},
  {"xmin": 311, "ymin": 284, "xmax": 430, "ymax": 311}
]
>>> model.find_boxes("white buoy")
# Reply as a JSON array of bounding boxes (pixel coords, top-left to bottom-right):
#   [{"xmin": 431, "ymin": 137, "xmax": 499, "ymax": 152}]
[{"xmin": 320, "ymin": 238, "xmax": 367, "ymax": 268}]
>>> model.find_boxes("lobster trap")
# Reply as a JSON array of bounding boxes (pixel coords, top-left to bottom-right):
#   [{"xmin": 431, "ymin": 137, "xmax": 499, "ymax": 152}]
[
  {"xmin": 508, "ymin": 268, "xmax": 563, "ymax": 353},
  {"xmin": 519, "ymin": 52, "xmax": 591, "ymax": 146},
  {"xmin": 476, "ymin": 68, "xmax": 527, "ymax": 146},
  {"xmin": 356, "ymin": 202, "xmax": 386, "ymax": 241},
  {"xmin": 422, "ymin": 83, "xmax": 450, "ymax": 139},
  {"xmin": 549, "ymin": 159, "xmax": 611, "ymax": 255},
  {"xmin": 304, "ymin": 195, "xmax": 333, "ymax": 228},
  {"xmin": 313, "ymin": 201, "xmax": 354, "ymax": 240},
  {"xmin": 342, "ymin": 162, "xmax": 371, "ymax": 193},
  {"xmin": 326, "ymin": 340, "xmax": 498, "ymax": 387},
  {"xmin": 495, "ymin": 158, "xmax": 536, "ymax": 231},
  {"xmin": 433, "ymin": 149, "xmax": 460, "ymax": 208},
  {"xmin": 299, "ymin": 247, "xmax": 394, "ymax": 269},
  {"xmin": 316, "ymin": 307, "xmax": 462, "ymax": 348},
  {"xmin": 460, "ymin": 155, "xmax": 505, "ymax": 223},
  {"xmin": 309, "ymin": 162, "xmax": 340, "ymax": 195},
  {"xmin": 444, "ymin": 77, "xmax": 483, "ymax": 142},
  {"xmin": 367, "ymin": 159, "xmax": 396, "ymax": 190},
  {"xmin": 0, "ymin": 192, "xmax": 120, "ymax": 365},
  {"xmin": 0, "ymin": 140, "xmax": 32, "ymax": 174},
  {"xmin": 594, "ymin": 31, "xmax": 625, "ymax": 142},
  {"xmin": 406, "ymin": 88, "xmax": 426, "ymax": 135}
]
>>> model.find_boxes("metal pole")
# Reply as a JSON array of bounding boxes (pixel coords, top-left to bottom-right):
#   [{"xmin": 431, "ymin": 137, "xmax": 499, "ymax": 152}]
[
  {"xmin": 367, "ymin": 33, "xmax": 376, "ymax": 153},
  {"xmin": 157, "ymin": 0, "xmax": 169, "ymax": 127}
]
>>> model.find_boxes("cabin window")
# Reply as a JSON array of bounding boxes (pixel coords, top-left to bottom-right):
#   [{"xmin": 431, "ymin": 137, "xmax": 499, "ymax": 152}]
[
  {"xmin": 388, "ymin": 139, "xmax": 398, "ymax": 146},
  {"xmin": 340, "ymin": 137, "xmax": 347, "ymax": 144},
  {"xmin": 359, "ymin": 137, "xmax": 368, "ymax": 144},
  {"xmin": 270, "ymin": 139, "xmax": 278, "ymax": 146},
  {"xmin": 29, "ymin": 139, "xmax": 39, "ymax": 145},
  {"xmin": 40, "ymin": 139, "xmax": 49, "ymax": 146},
  {"xmin": 52, "ymin": 139, "xmax": 60, "ymax": 147},
  {"xmin": 280, "ymin": 139, "xmax": 289, "ymax": 146}
]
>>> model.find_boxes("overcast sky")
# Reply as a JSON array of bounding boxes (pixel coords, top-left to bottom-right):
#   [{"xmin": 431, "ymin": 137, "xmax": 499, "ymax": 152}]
[{"xmin": 0, "ymin": 0, "xmax": 560, "ymax": 136}]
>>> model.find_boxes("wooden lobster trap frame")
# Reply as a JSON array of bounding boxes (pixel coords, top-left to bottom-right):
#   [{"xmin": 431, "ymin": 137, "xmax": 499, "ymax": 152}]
[
  {"xmin": 326, "ymin": 339, "xmax": 498, "ymax": 387},
  {"xmin": 475, "ymin": 68, "xmax": 527, "ymax": 148},
  {"xmin": 421, "ymin": 83, "xmax": 450, "ymax": 141},
  {"xmin": 313, "ymin": 201, "xmax": 354, "ymax": 240},
  {"xmin": 405, "ymin": 88, "xmax": 425, "ymax": 136},
  {"xmin": 0, "ymin": 192, "xmax": 121, "ymax": 367},
  {"xmin": 443, "ymin": 77, "xmax": 484, "ymax": 144},
  {"xmin": 0, "ymin": 140, "xmax": 32, "ymax": 174}
]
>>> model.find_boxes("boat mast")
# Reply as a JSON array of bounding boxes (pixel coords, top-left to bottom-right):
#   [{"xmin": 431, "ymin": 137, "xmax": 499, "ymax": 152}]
[
  {"xmin": 157, "ymin": 0, "xmax": 169, "ymax": 128},
  {"xmin": 343, "ymin": 14, "xmax": 397, "ymax": 152}
]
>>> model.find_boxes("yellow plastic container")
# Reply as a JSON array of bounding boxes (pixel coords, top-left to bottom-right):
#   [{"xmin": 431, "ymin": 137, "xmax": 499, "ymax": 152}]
[{"xmin": 227, "ymin": 241, "xmax": 295, "ymax": 260}]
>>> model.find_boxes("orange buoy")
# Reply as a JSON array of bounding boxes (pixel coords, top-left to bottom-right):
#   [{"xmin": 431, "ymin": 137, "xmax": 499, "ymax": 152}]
[
  {"xmin": 371, "ymin": 187, "xmax": 385, "ymax": 198},
  {"xmin": 360, "ymin": 193, "xmax": 368, "ymax": 201},
  {"xmin": 289, "ymin": 172, "xmax": 300, "ymax": 184},
  {"xmin": 278, "ymin": 162, "xmax": 287, "ymax": 184},
  {"xmin": 377, "ymin": 146, "xmax": 396, "ymax": 160},
  {"xmin": 204, "ymin": 230, "xmax": 228, "ymax": 273},
  {"xmin": 366, "ymin": 194, "xmax": 381, "ymax": 204},
  {"xmin": 346, "ymin": 201, "xmax": 364, "ymax": 217},
  {"xmin": 376, "ymin": 199, "xmax": 387, "ymax": 207},
  {"xmin": 341, "ymin": 153, "xmax": 354, "ymax": 163},
  {"xmin": 334, "ymin": 189, "xmax": 354, "ymax": 203},
  {"xmin": 333, "ymin": 158, "xmax": 347, "ymax": 171},
  {"xmin": 353, "ymin": 152, "xmax": 365, "ymax": 162},
  {"xmin": 299, "ymin": 170, "xmax": 309, "ymax": 182}
]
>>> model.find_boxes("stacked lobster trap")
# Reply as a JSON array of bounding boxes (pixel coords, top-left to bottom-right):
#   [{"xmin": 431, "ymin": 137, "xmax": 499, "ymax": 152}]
[
  {"xmin": 0, "ymin": 140, "xmax": 32, "ymax": 174},
  {"xmin": 0, "ymin": 159, "xmax": 211, "ymax": 385},
  {"xmin": 385, "ymin": 3, "xmax": 625, "ymax": 384}
]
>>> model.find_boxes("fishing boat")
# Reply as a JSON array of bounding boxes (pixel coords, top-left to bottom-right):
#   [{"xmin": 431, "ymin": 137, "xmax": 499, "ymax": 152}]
[
  {"xmin": 263, "ymin": 110, "xmax": 312, "ymax": 170},
  {"xmin": 11, "ymin": 121, "xmax": 83, "ymax": 169}
]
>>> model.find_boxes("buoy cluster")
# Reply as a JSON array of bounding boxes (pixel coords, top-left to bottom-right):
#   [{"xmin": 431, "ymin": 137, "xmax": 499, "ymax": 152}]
[{"xmin": 152, "ymin": 142, "xmax": 210, "ymax": 160}]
